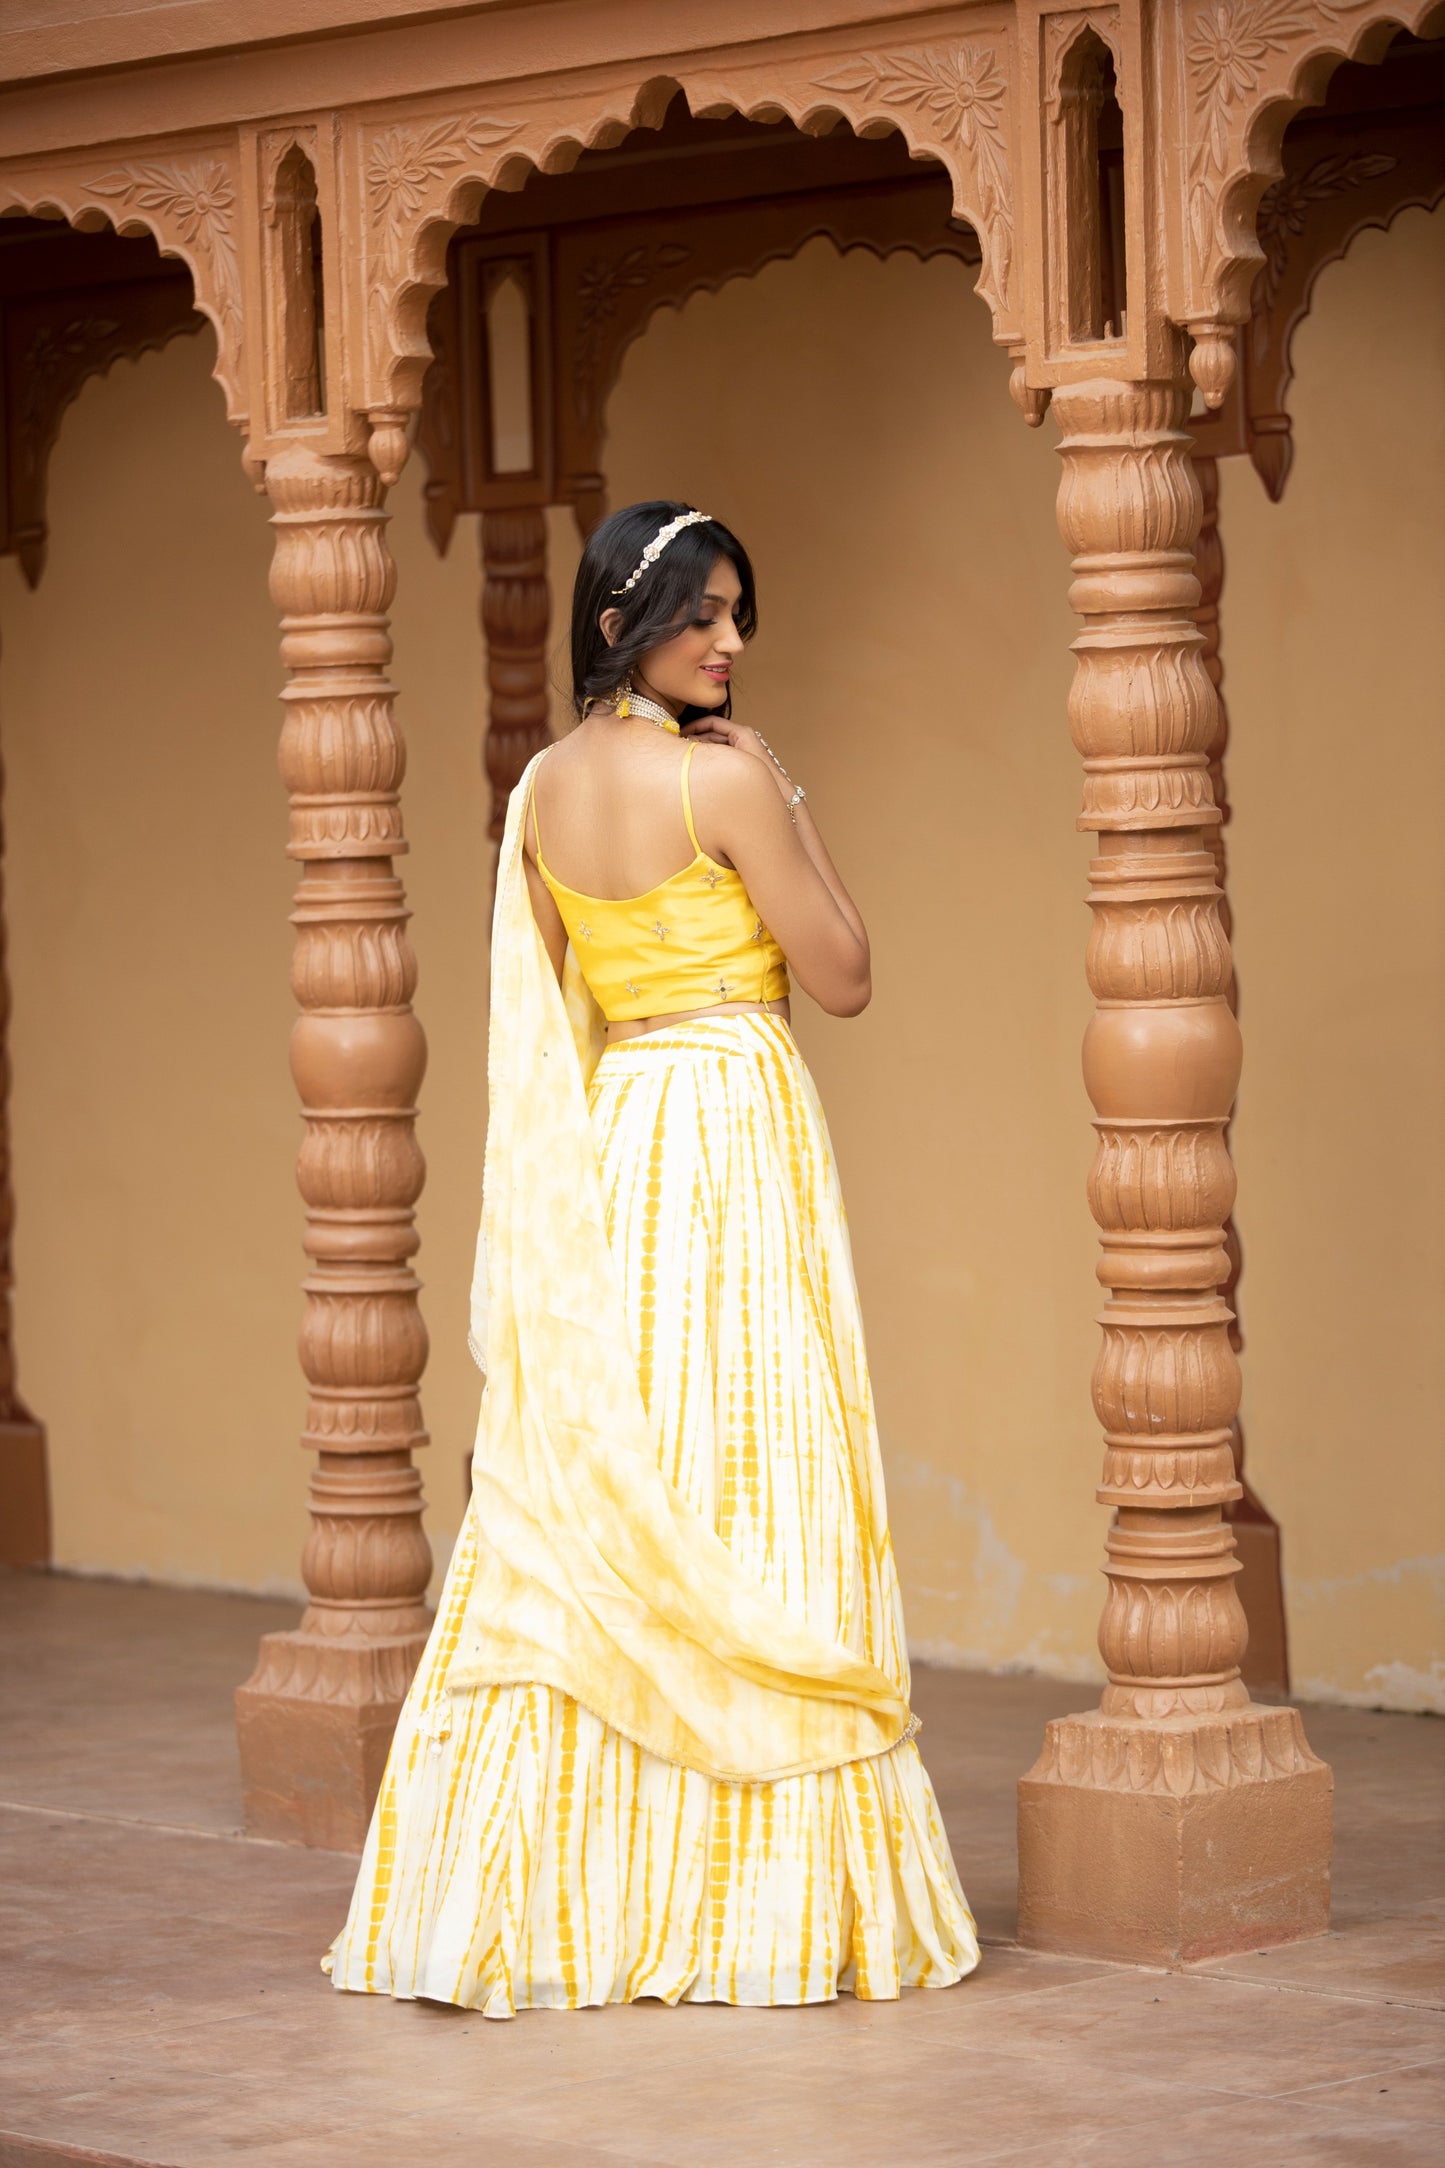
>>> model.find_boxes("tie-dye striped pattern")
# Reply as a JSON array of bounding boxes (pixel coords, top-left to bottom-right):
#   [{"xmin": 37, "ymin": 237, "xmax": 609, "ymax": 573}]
[{"xmin": 325, "ymin": 1016, "xmax": 977, "ymax": 2014}]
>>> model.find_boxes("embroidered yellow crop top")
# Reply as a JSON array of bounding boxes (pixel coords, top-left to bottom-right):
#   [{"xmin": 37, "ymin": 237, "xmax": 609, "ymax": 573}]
[{"xmin": 532, "ymin": 743, "xmax": 790, "ymax": 1025}]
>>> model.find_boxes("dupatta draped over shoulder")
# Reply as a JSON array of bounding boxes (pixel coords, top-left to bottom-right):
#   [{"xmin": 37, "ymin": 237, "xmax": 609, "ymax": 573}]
[{"xmin": 446, "ymin": 750, "xmax": 914, "ymax": 1782}]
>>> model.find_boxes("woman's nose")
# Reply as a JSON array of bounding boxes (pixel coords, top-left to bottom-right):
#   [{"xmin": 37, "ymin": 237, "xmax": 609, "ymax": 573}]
[{"xmin": 716, "ymin": 620, "xmax": 744, "ymax": 657}]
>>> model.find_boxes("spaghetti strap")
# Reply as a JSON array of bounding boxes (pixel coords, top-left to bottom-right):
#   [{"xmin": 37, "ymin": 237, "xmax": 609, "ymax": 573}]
[
  {"xmin": 680, "ymin": 741, "xmax": 701, "ymax": 854},
  {"xmin": 526, "ymin": 759, "xmax": 544, "ymax": 864}
]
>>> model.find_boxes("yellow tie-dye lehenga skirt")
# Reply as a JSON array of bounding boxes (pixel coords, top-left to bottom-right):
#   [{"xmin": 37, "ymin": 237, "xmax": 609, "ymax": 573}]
[{"xmin": 324, "ymin": 757, "xmax": 978, "ymax": 2017}]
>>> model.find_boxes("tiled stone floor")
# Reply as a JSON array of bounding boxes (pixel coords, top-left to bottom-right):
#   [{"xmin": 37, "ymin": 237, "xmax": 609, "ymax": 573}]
[{"xmin": 1, "ymin": 1569, "xmax": 1442, "ymax": 2167}]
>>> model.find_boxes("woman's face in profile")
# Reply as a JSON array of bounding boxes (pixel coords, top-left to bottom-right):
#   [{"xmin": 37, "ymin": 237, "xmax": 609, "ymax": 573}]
[{"xmin": 622, "ymin": 553, "xmax": 745, "ymax": 714}]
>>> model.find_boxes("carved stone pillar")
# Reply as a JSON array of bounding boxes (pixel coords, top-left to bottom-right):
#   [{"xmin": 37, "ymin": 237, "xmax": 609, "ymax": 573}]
[
  {"xmin": 235, "ymin": 446, "xmax": 432, "ymax": 1851},
  {"xmin": 1194, "ymin": 452, "xmax": 1289, "ymax": 1698},
  {"xmin": 480, "ymin": 505, "xmax": 552, "ymax": 848},
  {"xmin": 0, "ymin": 708, "xmax": 49, "ymax": 1568},
  {"xmin": 1017, "ymin": 382, "xmax": 1330, "ymax": 1965}
]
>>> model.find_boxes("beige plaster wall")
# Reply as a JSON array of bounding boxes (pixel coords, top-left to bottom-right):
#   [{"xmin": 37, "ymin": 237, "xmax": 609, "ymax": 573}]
[
  {"xmin": 1218, "ymin": 206, "xmax": 1445, "ymax": 1712},
  {"xmin": 2, "ymin": 210, "xmax": 1439, "ymax": 1707},
  {"xmin": 0, "ymin": 328, "xmax": 494, "ymax": 1595}
]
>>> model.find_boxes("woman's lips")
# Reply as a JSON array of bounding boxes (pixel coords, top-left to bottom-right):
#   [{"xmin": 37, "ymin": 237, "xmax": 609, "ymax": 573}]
[{"xmin": 701, "ymin": 667, "xmax": 730, "ymax": 681}]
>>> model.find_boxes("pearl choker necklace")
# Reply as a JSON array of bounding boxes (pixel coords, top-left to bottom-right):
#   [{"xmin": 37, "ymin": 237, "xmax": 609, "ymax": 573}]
[{"xmin": 616, "ymin": 684, "xmax": 681, "ymax": 734}]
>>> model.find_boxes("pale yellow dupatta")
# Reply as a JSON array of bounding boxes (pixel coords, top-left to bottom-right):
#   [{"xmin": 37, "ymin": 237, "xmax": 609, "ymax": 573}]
[{"xmin": 447, "ymin": 751, "xmax": 913, "ymax": 1781}]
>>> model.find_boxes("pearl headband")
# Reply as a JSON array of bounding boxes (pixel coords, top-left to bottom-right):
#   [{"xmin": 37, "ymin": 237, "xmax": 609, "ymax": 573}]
[{"xmin": 611, "ymin": 509, "xmax": 713, "ymax": 596}]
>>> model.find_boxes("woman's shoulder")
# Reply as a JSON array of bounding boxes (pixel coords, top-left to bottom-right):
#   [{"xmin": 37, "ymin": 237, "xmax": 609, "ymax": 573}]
[
  {"xmin": 518, "ymin": 733, "xmax": 580, "ymax": 810},
  {"xmin": 687, "ymin": 737, "xmax": 779, "ymax": 816}
]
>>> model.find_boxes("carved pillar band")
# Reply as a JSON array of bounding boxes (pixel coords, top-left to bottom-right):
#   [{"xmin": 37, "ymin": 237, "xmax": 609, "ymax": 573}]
[{"xmin": 236, "ymin": 446, "xmax": 432, "ymax": 1849}]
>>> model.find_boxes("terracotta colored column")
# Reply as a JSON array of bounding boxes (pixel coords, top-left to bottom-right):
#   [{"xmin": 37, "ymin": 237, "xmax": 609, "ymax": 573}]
[
  {"xmin": 1017, "ymin": 381, "xmax": 1330, "ymax": 1965},
  {"xmin": 0, "ymin": 706, "xmax": 49, "ymax": 1568},
  {"xmin": 480, "ymin": 505, "xmax": 552, "ymax": 848},
  {"xmin": 236, "ymin": 446, "xmax": 432, "ymax": 1850}
]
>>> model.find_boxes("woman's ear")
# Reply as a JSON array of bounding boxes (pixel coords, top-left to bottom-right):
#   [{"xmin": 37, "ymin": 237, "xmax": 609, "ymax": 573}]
[{"xmin": 598, "ymin": 606, "xmax": 625, "ymax": 649}]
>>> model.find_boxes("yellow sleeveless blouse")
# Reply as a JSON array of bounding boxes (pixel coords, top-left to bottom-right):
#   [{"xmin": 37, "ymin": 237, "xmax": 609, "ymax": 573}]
[{"xmin": 533, "ymin": 743, "xmax": 790, "ymax": 1024}]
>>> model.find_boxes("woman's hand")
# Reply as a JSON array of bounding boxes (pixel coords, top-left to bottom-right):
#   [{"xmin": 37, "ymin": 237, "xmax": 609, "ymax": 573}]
[{"xmin": 682, "ymin": 716, "xmax": 795, "ymax": 797}]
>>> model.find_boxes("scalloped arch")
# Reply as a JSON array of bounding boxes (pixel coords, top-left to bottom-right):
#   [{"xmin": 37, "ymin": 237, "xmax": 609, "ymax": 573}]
[
  {"xmin": 369, "ymin": 60, "xmax": 1011, "ymax": 416},
  {"xmin": 1196, "ymin": 0, "xmax": 1445, "ymax": 322},
  {"xmin": 0, "ymin": 174, "xmax": 246, "ymax": 426}
]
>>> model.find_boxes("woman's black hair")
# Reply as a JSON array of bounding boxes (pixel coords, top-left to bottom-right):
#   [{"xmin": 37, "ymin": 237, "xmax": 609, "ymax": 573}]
[{"xmin": 570, "ymin": 500, "xmax": 757, "ymax": 720}]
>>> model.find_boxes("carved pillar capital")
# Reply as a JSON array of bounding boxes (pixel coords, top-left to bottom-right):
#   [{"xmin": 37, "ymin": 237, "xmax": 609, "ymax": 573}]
[
  {"xmin": 1017, "ymin": 373, "xmax": 1330, "ymax": 1964},
  {"xmin": 237, "ymin": 445, "xmax": 432, "ymax": 1850}
]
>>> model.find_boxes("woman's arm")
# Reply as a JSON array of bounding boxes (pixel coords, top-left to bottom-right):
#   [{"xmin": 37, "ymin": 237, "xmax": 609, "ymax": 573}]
[{"xmin": 685, "ymin": 724, "xmax": 871, "ymax": 1017}]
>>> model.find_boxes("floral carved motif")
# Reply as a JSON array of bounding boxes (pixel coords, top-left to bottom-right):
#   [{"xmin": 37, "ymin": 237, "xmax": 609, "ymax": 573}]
[
  {"xmin": 814, "ymin": 44, "xmax": 1014, "ymax": 319},
  {"xmin": 1086, "ymin": 899, "xmax": 1234, "ymax": 1002},
  {"xmin": 1093, "ymin": 1320, "xmax": 1241, "ymax": 1439},
  {"xmin": 1088, "ymin": 1121, "xmax": 1236, "ymax": 1235},
  {"xmin": 1026, "ymin": 1706, "xmax": 1322, "ymax": 1793},
  {"xmin": 87, "ymin": 160, "xmax": 243, "ymax": 372},
  {"xmin": 366, "ymin": 116, "xmax": 524, "ymax": 275},
  {"xmin": 1183, "ymin": 0, "xmax": 1374, "ymax": 289},
  {"xmin": 1252, "ymin": 148, "xmax": 1395, "ymax": 344},
  {"xmin": 573, "ymin": 241, "xmax": 693, "ymax": 424},
  {"xmin": 363, "ymin": 113, "xmax": 522, "ymax": 380},
  {"xmin": 16, "ymin": 315, "xmax": 118, "ymax": 426}
]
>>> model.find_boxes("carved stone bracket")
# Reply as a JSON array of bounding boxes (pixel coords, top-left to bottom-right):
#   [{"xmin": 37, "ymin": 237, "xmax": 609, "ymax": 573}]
[
  {"xmin": 0, "ymin": 145, "xmax": 249, "ymax": 425},
  {"xmin": 1171, "ymin": 0, "xmax": 1444, "ymax": 336},
  {"xmin": 1192, "ymin": 34, "xmax": 1445, "ymax": 497},
  {"xmin": 1, "ymin": 249, "xmax": 201, "ymax": 585},
  {"xmin": 807, "ymin": 39, "xmax": 1016, "ymax": 328}
]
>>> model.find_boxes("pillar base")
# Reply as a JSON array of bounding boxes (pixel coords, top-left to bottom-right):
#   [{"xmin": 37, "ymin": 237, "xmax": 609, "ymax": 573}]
[
  {"xmin": 235, "ymin": 1623, "xmax": 428, "ymax": 1851},
  {"xmin": 1018, "ymin": 1703, "xmax": 1331, "ymax": 1965},
  {"xmin": 0, "ymin": 1415, "xmax": 49, "ymax": 1566}
]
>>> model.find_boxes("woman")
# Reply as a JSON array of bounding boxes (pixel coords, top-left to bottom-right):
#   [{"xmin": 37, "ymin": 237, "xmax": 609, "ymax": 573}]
[{"xmin": 324, "ymin": 501, "xmax": 978, "ymax": 2015}]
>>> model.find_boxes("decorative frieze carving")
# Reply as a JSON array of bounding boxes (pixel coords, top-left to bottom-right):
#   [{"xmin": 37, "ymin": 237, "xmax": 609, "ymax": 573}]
[
  {"xmin": 1029, "ymin": 1703, "xmax": 1322, "ymax": 1793},
  {"xmin": 1088, "ymin": 1118, "xmax": 1237, "ymax": 1233},
  {"xmin": 361, "ymin": 52, "xmax": 1018, "ymax": 415},
  {"xmin": 1086, "ymin": 888, "xmax": 1234, "ymax": 1001}
]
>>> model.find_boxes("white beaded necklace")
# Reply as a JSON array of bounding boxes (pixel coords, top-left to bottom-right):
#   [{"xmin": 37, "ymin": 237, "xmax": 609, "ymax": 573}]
[{"xmin": 615, "ymin": 682, "xmax": 681, "ymax": 734}]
